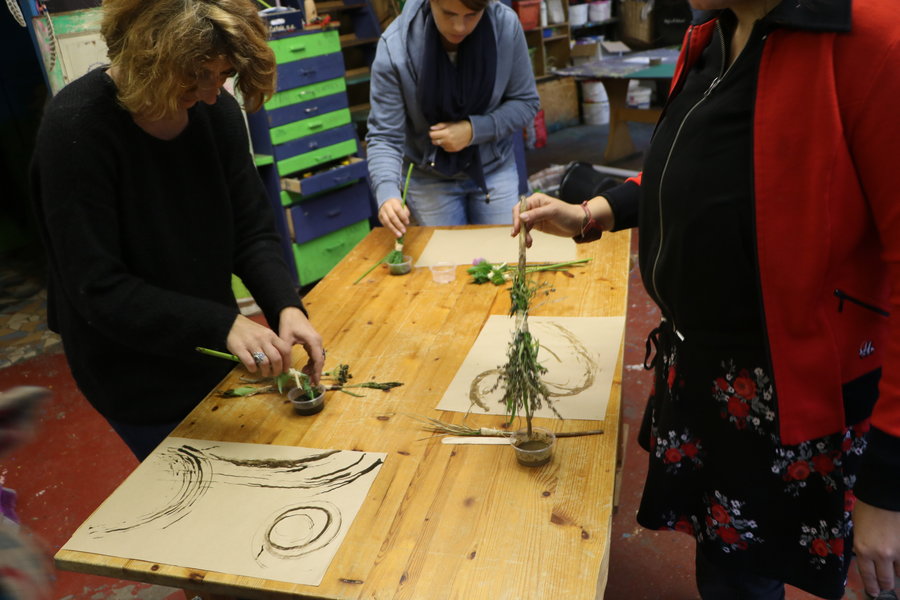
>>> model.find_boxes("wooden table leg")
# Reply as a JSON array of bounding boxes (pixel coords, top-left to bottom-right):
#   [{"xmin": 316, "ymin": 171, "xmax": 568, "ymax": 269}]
[
  {"xmin": 600, "ymin": 78, "xmax": 664, "ymax": 164},
  {"xmin": 600, "ymin": 78, "xmax": 635, "ymax": 164}
]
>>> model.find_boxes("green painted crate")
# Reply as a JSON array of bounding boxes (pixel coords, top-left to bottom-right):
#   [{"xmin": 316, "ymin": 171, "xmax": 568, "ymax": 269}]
[
  {"xmin": 269, "ymin": 108, "xmax": 352, "ymax": 146},
  {"xmin": 276, "ymin": 138, "xmax": 358, "ymax": 176},
  {"xmin": 268, "ymin": 30, "xmax": 340, "ymax": 65},
  {"xmin": 292, "ymin": 220, "xmax": 370, "ymax": 285},
  {"xmin": 265, "ymin": 78, "xmax": 347, "ymax": 112}
]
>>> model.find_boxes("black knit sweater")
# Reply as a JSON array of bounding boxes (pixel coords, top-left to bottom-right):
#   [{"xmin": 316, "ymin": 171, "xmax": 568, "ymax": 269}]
[{"xmin": 30, "ymin": 68, "xmax": 303, "ymax": 425}]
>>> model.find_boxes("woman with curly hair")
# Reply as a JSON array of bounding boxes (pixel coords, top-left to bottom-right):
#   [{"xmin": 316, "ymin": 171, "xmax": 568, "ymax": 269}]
[{"xmin": 30, "ymin": 0, "xmax": 325, "ymax": 460}]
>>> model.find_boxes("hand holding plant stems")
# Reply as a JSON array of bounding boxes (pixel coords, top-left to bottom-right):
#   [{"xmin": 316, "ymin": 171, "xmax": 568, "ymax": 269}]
[
  {"xmin": 193, "ymin": 350, "xmax": 403, "ymax": 399},
  {"xmin": 354, "ymin": 163, "xmax": 416, "ymax": 284},
  {"xmin": 491, "ymin": 197, "xmax": 560, "ymax": 437}
]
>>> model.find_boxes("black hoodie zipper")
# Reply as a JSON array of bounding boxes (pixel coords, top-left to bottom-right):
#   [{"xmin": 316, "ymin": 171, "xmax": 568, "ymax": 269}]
[{"xmin": 649, "ymin": 23, "xmax": 735, "ymax": 342}]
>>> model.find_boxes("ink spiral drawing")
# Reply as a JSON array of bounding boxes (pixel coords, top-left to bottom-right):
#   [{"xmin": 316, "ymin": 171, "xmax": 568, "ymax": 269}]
[{"xmin": 63, "ymin": 438, "xmax": 386, "ymax": 586}]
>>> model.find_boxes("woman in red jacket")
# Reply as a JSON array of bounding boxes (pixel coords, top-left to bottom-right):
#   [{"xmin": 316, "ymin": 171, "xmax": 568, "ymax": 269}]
[{"xmin": 514, "ymin": 0, "xmax": 900, "ymax": 598}]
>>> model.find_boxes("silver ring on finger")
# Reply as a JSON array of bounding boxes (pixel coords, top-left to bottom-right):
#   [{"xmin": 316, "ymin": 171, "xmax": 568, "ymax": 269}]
[{"xmin": 252, "ymin": 351, "xmax": 266, "ymax": 365}]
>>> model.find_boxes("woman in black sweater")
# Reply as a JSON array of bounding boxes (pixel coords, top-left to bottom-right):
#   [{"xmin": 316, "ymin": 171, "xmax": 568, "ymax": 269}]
[{"xmin": 30, "ymin": 0, "xmax": 325, "ymax": 460}]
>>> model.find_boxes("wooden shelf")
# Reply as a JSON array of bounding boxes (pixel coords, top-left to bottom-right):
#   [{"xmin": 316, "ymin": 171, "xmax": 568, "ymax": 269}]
[
  {"xmin": 571, "ymin": 17, "xmax": 619, "ymax": 30},
  {"xmin": 345, "ymin": 66, "xmax": 371, "ymax": 85},
  {"xmin": 316, "ymin": 0, "xmax": 368, "ymax": 11},
  {"xmin": 349, "ymin": 102, "xmax": 371, "ymax": 121},
  {"xmin": 339, "ymin": 33, "xmax": 380, "ymax": 47}
]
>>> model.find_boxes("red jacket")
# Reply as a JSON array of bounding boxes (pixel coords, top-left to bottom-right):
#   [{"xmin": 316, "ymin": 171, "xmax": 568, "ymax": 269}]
[{"xmin": 629, "ymin": 0, "xmax": 900, "ymax": 448}]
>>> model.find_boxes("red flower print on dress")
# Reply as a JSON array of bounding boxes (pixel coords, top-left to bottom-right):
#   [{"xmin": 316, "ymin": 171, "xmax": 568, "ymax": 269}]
[
  {"xmin": 829, "ymin": 537, "xmax": 844, "ymax": 556},
  {"xmin": 811, "ymin": 453, "xmax": 837, "ymax": 475},
  {"xmin": 712, "ymin": 361, "xmax": 775, "ymax": 437},
  {"xmin": 772, "ymin": 434, "xmax": 849, "ymax": 497},
  {"xmin": 844, "ymin": 490, "xmax": 856, "ymax": 513},
  {"xmin": 699, "ymin": 491, "xmax": 762, "ymax": 553},
  {"xmin": 661, "ymin": 512, "xmax": 699, "ymax": 538},
  {"xmin": 653, "ymin": 429, "xmax": 704, "ymax": 473},
  {"xmin": 732, "ymin": 373, "xmax": 757, "ymax": 399},
  {"xmin": 728, "ymin": 397, "xmax": 751, "ymax": 419},
  {"xmin": 811, "ymin": 538, "xmax": 830, "ymax": 557},
  {"xmin": 682, "ymin": 441, "xmax": 699, "ymax": 458},
  {"xmin": 787, "ymin": 460, "xmax": 811, "ymax": 481},
  {"xmin": 710, "ymin": 504, "xmax": 730, "ymax": 524},
  {"xmin": 675, "ymin": 518, "xmax": 694, "ymax": 535},
  {"xmin": 800, "ymin": 519, "xmax": 848, "ymax": 569},
  {"xmin": 718, "ymin": 526, "xmax": 740, "ymax": 545}
]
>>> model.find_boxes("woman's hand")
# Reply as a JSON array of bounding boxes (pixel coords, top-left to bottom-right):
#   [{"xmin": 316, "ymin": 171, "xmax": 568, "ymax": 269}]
[
  {"xmin": 226, "ymin": 314, "xmax": 293, "ymax": 378},
  {"xmin": 429, "ymin": 120, "xmax": 473, "ymax": 153},
  {"xmin": 513, "ymin": 193, "xmax": 615, "ymax": 247},
  {"xmin": 853, "ymin": 499, "xmax": 900, "ymax": 597},
  {"xmin": 277, "ymin": 307, "xmax": 325, "ymax": 385},
  {"xmin": 378, "ymin": 197, "xmax": 410, "ymax": 238},
  {"xmin": 512, "ymin": 193, "xmax": 582, "ymax": 247}
]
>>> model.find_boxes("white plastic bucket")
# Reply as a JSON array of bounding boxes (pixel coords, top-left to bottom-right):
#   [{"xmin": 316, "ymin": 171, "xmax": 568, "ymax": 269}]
[
  {"xmin": 627, "ymin": 87, "xmax": 652, "ymax": 109},
  {"xmin": 569, "ymin": 3, "xmax": 588, "ymax": 25},
  {"xmin": 581, "ymin": 80, "xmax": 608, "ymax": 103},
  {"xmin": 588, "ymin": 0, "xmax": 611, "ymax": 22},
  {"xmin": 583, "ymin": 101, "xmax": 610, "ymax": 125}
]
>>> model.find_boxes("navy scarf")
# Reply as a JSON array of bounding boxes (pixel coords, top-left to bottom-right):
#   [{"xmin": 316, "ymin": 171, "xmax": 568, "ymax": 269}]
[{"xmin": 417, "ymin": 4, "xmax": 497, "ymax": 195}]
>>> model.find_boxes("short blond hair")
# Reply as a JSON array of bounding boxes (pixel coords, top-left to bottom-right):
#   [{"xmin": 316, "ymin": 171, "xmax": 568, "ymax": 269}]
[{"xmin": 101, "ymin": 0, "xmax": 276, "ymax": 120}]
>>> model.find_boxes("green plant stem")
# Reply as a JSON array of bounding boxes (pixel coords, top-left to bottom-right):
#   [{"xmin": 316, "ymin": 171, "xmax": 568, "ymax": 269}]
[
  {"xmin": 353, "ymin": 255, "xmax": 388, "ymax": 284},
  {"xmin": 195, "ymin": 347, "xmax": 240, "ymax": 362},
  {"xmin": 355, "ymin": 164, "xmax": 417, "ymax": 282},
  {"xmin": 387, "ymin": 163, "xmax": 416, "ymax": 263},
  {"xmin": 528, "ymin": 258, "xmax": 591, "ymax": 272}
]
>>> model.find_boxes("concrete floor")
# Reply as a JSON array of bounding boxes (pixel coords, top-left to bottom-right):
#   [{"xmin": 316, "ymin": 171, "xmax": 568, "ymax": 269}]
[{"xmin": 0, "ymin": 122, "xmax": 870, "ymax": 599}]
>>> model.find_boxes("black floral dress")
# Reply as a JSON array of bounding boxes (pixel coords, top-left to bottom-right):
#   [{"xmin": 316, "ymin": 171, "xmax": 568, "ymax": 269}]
[{"xmin": 633, "ymin": 13, "xmax": 871, "ymax": 600}]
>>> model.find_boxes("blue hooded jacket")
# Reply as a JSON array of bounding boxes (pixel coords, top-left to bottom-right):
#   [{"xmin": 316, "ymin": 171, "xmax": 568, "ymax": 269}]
[{"xmin": 365, "ymin": 0, "xmax": 540, "ymax": 207}]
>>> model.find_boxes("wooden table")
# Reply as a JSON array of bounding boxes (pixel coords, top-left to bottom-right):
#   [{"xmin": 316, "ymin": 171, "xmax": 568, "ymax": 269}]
[
  {"xmin": 56, "ymin": 225, "xmax": 631, "ymax": 600},
  {"xmin": 555, "ymin": 47, "xmax": 678, "ymax": 163}
]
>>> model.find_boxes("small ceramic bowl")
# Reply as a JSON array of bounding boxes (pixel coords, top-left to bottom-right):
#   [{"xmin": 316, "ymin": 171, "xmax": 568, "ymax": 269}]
[
  {"xmin": 287, "ymin": 385, "xmax": 326, "ymax": 416},
  {"xmin": 387, "ymin": 255, "xmax": 413, "ymax": 276},
  {"xmin": 429, "ymin": 262, "xmax": 456, "ymax": 284}
]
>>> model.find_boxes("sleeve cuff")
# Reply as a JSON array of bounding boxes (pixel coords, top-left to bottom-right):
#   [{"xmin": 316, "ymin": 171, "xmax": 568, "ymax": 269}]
[
  {"xmin": 375, "ymin": 183, "xmax": 403, "ymax": 208},
  {"xmin": 601, "ymin": 180, "xmax": 641, "ymax": 232},
  {"xmin": 854, "ymin": 426, "xmax": 900, "ymax": 510},
  {"xmin": 468, "ymin": 115, "xmax": 491, "ymax": 146}
]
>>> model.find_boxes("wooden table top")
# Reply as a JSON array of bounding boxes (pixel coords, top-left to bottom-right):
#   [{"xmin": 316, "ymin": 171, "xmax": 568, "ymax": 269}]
[{"xmin": 56, "ymin": 225, "xmax": 631, "ymax": 600}]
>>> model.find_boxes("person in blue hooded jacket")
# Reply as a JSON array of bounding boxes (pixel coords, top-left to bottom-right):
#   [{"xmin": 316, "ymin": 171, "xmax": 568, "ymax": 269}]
[{"xmin": 366, "ymin": 0, "xmax": 540, "ymax": 237}]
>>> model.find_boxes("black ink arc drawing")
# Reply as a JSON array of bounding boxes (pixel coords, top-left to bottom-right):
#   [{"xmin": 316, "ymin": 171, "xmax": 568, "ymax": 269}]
[
  {"xmin": 469, "ymin": 321, "xmax": 599, "ymax": 411},
  {"xmin": 87, "ymin": 444, "xmax": 384, "ymax": 567}
]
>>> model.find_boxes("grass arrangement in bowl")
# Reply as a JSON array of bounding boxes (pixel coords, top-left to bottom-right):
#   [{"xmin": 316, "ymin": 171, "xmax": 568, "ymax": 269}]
[{"xmin": 355, "ymin": 163, "xmax": 416, "ymax": 284}]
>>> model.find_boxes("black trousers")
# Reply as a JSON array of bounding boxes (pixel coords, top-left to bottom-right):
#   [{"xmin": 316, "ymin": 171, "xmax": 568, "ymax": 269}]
[{"xmin": 695, "ymin": 545, "xmax": 786, "ymax": 600}]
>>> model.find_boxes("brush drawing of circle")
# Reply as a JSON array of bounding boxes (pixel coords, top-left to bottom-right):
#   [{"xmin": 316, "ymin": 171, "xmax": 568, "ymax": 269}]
[{"xmin": 254, "ymin": 501, "xmax": 342, "ymax": 563}]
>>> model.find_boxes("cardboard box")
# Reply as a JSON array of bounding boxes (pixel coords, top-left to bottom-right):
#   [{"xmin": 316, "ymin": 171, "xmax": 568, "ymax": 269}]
[{"xmin": 570, "ymin": 42, "xmax": 602, "ymax": 66}]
